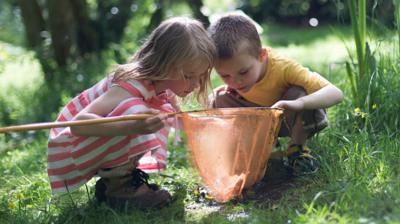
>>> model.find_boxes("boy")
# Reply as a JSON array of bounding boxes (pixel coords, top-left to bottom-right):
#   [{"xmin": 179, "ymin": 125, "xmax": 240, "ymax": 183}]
[{"xmin": 208, "ymin": 14, "xmax": 343, "ymax": 175}]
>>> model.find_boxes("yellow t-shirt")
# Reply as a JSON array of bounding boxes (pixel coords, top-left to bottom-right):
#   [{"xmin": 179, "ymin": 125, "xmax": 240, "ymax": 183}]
[{"xmin": 238, "ymin": 48, "xmax": 330, "ymax": 106}]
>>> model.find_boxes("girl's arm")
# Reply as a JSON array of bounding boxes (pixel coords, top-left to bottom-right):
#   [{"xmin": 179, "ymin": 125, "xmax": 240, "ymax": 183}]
[
  {"xmin": 70, "ymin": 86, "xmax": 167, "ymax": 137},
  {"xmin": 271, "ymin": 84, "xmax": 343, "ymax": 111}
]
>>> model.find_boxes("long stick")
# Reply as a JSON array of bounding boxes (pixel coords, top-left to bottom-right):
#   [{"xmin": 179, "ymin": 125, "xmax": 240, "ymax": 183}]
[{"xmin": 0, "ymin": 112, "xmax": 179, "ymax": 134}]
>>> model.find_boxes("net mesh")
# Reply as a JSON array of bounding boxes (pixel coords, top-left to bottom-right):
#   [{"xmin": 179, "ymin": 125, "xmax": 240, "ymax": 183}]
[{"xmin": 181, "ymin": 107, "xmax": 283, "ymax": 202}]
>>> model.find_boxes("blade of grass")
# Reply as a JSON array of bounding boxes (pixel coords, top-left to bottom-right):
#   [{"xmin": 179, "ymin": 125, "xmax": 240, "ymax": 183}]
[{"xmin": 345, "ymin": 61, "xmax": 358, "ymax": 104}]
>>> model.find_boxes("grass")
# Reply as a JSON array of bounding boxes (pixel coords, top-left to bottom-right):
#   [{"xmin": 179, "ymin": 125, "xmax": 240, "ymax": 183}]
[
  {"xmin": 1, "ymin": 22, "xmax": 400, "ymax": 223},
  {"xmin": 1, "ymin": 131, "xmax": 399, "ymax": 223}
]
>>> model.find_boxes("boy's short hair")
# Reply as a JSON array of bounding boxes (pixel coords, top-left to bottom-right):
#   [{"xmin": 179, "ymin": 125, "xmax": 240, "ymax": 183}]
[{"xmin": 208, "ymin": 14, "xmax": 261, "ymax": 59}]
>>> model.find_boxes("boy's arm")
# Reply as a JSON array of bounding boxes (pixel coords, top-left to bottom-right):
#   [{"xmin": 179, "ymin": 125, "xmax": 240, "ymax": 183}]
[{"xmin": 271, "ymin": 84, "xmax": 343, "ymax": 111}]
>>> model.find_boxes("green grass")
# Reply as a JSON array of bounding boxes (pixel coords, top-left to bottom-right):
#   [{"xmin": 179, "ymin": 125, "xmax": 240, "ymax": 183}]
[
  {"xmin": 1, "ymin": 131, "xmax": 399, "ymax": 223},
  {"xmin": 1, "ymin": 22, "xmax": 400, "ymax": 223}
]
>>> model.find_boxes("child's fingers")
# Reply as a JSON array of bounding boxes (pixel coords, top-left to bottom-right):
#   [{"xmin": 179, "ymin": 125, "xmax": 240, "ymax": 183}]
[
  {"xmin": 146, "ymin": 114, "xmax": 167, "ymax": 125},
  {"xmin": 215, "ymin": 85, "xmax": 228, "ymax": 94},
  {"xmin": 158, "ymin": 113, "xmax": 169, "ymax": 120},
  {"xmin": 152, "ymin": 121, "xmax": 165, "ymax": 130},
  {"xmin": 143, "ymin": 109, "xmax": 170, "ymax": 120},
  {"xmin": 144, "ymin": 109, "xmax": 160, "ymax": 115},
  {"xmin": 271, "ymin": 101, "xmax": 283, "ymax": 109},
  {"xmin": 145, "ymin": 117, "xmax": 165, "ymax": 132}
]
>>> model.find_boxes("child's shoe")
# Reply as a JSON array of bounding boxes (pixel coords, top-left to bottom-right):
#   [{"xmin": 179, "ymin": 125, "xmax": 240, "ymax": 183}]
[
  {"xmin": 95, "ymin": 168, "xmax": 171, "ymax": 209},
  {"xmin": 285, "ymin": 144, "xmax": 318, "ymax": 175}
]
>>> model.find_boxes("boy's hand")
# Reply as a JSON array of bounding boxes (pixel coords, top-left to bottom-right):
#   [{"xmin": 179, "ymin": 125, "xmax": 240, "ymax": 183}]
[
  {"xmin": 272, "ymin": 85, "xmax": 344, "ymax": 111},
  {"xmin": 271, "ymin": 99, "xmax": 304, "ymax": 112},
  {"xmin": 214, "ymin": 85, "xmax": 229, "ymax": 94}
]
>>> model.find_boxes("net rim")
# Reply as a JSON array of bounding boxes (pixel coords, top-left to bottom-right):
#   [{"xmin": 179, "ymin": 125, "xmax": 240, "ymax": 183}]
[{"xmin": 181, "ymin": 107, "xmax": 283, "ymax": 117}]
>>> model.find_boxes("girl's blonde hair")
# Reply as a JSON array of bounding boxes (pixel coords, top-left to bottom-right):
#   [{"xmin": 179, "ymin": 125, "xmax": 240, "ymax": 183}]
[{"xmin": 113, "ymin": 17, "xmax": 216, "ymax": 104}]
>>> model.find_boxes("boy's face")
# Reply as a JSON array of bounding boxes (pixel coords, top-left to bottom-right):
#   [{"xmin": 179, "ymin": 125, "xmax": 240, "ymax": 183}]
[{"xmin": 214, "ymin": 44, "xmax": 267, "ymax": 93}]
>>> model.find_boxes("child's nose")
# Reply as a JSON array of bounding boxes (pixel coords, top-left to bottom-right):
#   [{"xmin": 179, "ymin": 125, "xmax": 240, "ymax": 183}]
[
  {"xmin": 233, "ymin": 75, "xmax": 243, "ymax": 84},
  {"xmin": 187, "ymin": 77, "xmax": 200, "ymax": 89},
  {"xmin": 192, "ymin": 79, "xmax": 200, "ymax": 89}
]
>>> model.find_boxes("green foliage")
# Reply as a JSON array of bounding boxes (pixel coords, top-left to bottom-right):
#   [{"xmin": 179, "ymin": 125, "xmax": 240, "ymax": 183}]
[
  {"xmin": 241, "ymin": 0, "xmax": 396, "ymax": 29},
  {"xmin": 0, "ymin": 45, "xmax": 117, "ymax": 125},
  {"xmin": 240, "ymin": 0, "xmax": 340, "ymax": 24},
  {"xmin": 344, "ymin": 0, "xmax": 400, "ymax": 132},
  {"xmin": 1, "ymin": 1, "xmax": 400, "ymax": 223},
  {"xmin": 0, "ymin": 1, "xmax": 23, "ymax": 45}
]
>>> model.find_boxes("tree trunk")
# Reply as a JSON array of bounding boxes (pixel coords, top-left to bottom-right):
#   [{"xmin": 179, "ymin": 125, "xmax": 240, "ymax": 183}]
[
  {"xmin": 16, "ymin": 0, "xmax": 45, "ymax": 48},
  {"xmin": 108, "ymin": 0, "xmax": 136, "ymax": 42},
  {"xmin": 47, "ymin": 0, "xmax": 75, "ymax": 67},
  {"xmin": 96, "ymin": 0, "xmax": 136, "ymax": 49},
  {"xmin": 188, "ymin": 0, "xmax": 209, "ymax": 27},
  {"xmin": 70, "ymin": 0, "xmax": 99, "ymax": 54},
  {"xmin": 146, "ymin": 0, "xmax": 164, "ymax": 33}
]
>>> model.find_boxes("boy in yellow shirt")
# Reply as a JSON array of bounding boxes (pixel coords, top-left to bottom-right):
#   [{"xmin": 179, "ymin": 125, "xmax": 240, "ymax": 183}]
[{"xmin": 208, "ymin": 14, "xmax": 343, "ymax": 175}]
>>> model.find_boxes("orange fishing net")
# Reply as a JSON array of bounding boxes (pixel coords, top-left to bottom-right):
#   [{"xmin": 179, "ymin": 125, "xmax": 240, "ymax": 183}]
[{"xmin": 181, "ymin": 107, "xmax": 283, "ymax": 202}]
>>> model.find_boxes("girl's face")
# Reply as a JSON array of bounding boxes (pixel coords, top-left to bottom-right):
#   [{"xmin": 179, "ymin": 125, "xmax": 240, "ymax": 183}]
[{"xmin": 155, "ymin": 59, "xmax": 210, "ymax": 97}]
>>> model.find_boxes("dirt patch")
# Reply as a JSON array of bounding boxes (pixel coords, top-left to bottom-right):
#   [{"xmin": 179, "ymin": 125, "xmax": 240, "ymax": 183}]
[
  {"xmin": 241, "ymin": 159, "xmax": 299, "ymax": 202},
  {"xmin": 187, "ymin": 159, "xmax": 305, "ymax": 207}
]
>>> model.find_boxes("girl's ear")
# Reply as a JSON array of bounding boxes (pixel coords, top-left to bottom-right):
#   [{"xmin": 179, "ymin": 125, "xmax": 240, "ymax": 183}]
[{"xmin": 259, "ymin": 48, "xmax": 267, "ymax": 61}]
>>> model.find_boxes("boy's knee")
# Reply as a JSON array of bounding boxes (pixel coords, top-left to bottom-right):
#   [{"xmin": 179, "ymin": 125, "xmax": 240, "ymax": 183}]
[
  {"xmin": 278, "ymin": 86, "xmax": 328, "ymax": 137},
  {"xmin": 302, "ymin": 109, "xmax": 328, "ymax": 136},
  {"xmin": 208, "ymin": 91, "xmax": 238, "ymax": 108},
  {"xmin": 281, "ymin": 86, "xmax": 307, "ymax": 100},
  {"xmin": 209, "ymin": 86, "xmax": 255, "ymax": 108},
  {"xmin": 279, "ymin": 109, "xmax": 328, "ymax": 138}
]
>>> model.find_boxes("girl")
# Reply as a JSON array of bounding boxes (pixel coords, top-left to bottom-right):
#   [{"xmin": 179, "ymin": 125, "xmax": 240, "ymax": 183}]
[{"xmin": 47, "ymin": 17, "xmax": 216, "ymax": 209}]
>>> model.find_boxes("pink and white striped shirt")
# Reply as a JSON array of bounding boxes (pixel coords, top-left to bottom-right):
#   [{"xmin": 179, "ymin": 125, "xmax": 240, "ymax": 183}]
[{"xmin": 47, "ymin": 77, "xmax": 176, "ymax": 194}]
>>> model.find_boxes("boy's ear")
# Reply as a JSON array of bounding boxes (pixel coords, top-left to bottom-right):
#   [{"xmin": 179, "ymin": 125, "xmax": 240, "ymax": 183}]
[{"xmin": 259, "ymin": 48, "xmax": 267, "ymax": 61}]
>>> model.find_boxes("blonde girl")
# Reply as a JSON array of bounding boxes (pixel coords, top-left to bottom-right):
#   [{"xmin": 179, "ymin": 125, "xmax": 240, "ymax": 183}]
[{"xmin": 47, "ymin": 17, "xmax": 216, "ymax": 209}]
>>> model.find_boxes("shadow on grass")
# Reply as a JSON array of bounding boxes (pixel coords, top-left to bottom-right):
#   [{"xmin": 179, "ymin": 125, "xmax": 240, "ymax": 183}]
[{"xmin": 54, "ymin": 183, "xmax": 187, "ymax": 224}]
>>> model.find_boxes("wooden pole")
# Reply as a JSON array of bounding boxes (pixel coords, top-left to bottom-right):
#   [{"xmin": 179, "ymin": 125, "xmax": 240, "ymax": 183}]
[{"xmin": 0, "ymin": 113, "xmax": 178, "ymax": 134}]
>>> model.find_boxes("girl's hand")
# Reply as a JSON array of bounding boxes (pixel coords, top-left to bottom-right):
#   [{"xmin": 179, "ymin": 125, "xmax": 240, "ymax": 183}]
[
  {"xmin": 128, "ymin": 109, "xmax": 168, "ymax": 135},
  {"xmin": 271, "ymin": 99, "xmax": 304, "ymax": 112}
]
